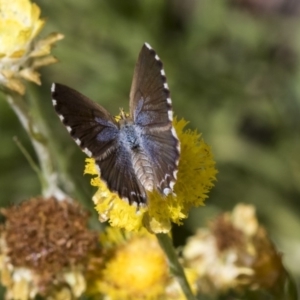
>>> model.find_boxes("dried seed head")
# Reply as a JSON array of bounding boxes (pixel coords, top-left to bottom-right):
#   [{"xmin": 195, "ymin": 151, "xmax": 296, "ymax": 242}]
[{"xmin": 1, "ymin": 196, "xmax": 98, "ymax": 294}]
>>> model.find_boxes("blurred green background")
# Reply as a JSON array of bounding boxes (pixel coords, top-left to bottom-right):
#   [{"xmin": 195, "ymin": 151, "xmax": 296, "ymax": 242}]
[{"xmin": 1, "ymin": 0, "xmax": 300, "ymax": 291}]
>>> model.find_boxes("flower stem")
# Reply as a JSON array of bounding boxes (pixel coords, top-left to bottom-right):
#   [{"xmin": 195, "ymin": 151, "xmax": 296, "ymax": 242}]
[
  {"xmin": 6, "ymin": 92, "xmax": 66, "ymax": 200},
  {"xmin": 13, "ymin": 136, "xmax": 44, "ymax": 184},
  {"xmin": 156, "ymin": 233, "xmax": 197, "ymax": 300}
]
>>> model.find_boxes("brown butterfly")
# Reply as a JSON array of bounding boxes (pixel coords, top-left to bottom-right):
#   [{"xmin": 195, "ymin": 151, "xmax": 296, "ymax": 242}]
[{"xmin": 51, "ymin": 43, "xmax": 180, "ymax": 205}]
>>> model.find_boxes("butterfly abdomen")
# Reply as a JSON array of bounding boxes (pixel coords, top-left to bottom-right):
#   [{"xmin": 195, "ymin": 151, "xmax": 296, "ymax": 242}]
[
  {"xmin": 119, "ymin": 119, "xmax": 155, "ymax": 192},
  {"xmin": 131, "ymin": 150, "xmax": 154, "ymax": 192}
]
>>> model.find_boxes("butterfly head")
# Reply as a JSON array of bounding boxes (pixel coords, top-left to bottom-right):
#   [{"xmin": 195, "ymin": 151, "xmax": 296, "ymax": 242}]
[
  {"xmin": 119, "ymin": 108, "xmax": 129, "ymax": 120},
  {"xmin": 118, "ymin": 109, "xmax": 134, "ymax": 128}
]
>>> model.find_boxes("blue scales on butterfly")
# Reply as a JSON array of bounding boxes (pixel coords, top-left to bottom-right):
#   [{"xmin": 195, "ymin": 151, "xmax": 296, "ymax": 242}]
[{"xmin": 51, "ymin": 43, "xmax": 180, "ymax": 206}]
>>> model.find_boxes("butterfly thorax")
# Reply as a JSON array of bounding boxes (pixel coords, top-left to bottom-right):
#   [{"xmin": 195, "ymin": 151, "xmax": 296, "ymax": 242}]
[
  {"xmin": 119, "ymin": 117, "xmax": 155, "ymax": 193},
  {"xmin": 119, "ymin": 117, "xmax": 139, "ymax": 150}
]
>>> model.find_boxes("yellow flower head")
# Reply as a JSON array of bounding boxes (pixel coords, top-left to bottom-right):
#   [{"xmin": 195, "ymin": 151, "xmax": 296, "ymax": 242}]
[
  {"xmin": 0, "ymin": 0, "xmax": 63, "ymax": 95},
  {"xmin": 99, "ymin": 229, "xmax": 169, "ymax": 299},
  {"xmin": 85, "ymin": 118, "xmax": 217, "ymax": 233},
  {"xmin": 87, "ymin": 227, "xmax": 197, "ymax": 300}
]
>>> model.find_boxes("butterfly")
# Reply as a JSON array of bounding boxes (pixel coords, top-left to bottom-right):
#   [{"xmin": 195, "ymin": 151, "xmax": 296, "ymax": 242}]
[{"xmin": 51, "ymin": 43, "xmax": 180, "ymax": 206}]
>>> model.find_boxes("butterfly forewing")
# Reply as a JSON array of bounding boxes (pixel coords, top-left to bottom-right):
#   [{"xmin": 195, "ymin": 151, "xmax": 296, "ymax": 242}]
[
  {"xmin": 129, "ymin": 43, "xmax": 180, "ymax": 196},
  {"xmin": 130, "ymin": 43, "xmax": 172, "ymax": 129},
  {"xmin": 52, "ymin": 83, "xmax": 119, "ymax": 159}
]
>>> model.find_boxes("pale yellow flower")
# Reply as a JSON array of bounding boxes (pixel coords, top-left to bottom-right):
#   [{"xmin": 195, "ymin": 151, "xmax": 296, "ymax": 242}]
[
  {"xmin": 183, "ymin": 204, "xmax": 285, "ymax": 295},
  {"xmin": 0, "ymin": 0, "xmax": 63, "ymax": 95}
]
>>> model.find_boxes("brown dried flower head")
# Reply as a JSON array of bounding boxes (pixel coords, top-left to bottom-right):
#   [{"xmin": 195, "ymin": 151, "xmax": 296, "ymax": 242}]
[{"xmin": 0, "ymin": 197, "xmax": 98, "ymax": 299}]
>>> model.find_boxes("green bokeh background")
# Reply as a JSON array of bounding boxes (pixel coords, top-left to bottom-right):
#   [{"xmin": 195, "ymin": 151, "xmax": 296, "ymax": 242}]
[{"xmin": 1, "ymin": 0, "xmax": 300, "ymax": 294}]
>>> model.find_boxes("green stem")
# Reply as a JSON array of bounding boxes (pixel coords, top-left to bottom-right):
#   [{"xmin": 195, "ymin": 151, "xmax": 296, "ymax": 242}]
[
  {"xmin": 274, "ymin": 270, "xmax": 299, "ymax": 300},
  {"xmin": 6, "ymin": 92, "xmax": 66, "ymax": 200},
  {"xmin": 156, "ymin": 233, "xmax": 197, "ymax": 300},
  {"xmin": 13, "ymin": 136, "xmax": 44, "ymax": 184}
]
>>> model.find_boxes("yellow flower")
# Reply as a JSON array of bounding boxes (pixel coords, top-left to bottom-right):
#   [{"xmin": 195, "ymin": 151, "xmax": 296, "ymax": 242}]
[
  {"xmin": 182, "ymin": 204, "xmax": 286, "ymax": 296},
  {"xmin": 0, "ymin": 0, "xmax": 63, "ymax": 95},
  {"xmin": 85, "ymin": 118, "xmax": 217, "ymax": 233},
  {"xmin": 86, "ymin": 227, "xmax": 197, "ymax": 300}
]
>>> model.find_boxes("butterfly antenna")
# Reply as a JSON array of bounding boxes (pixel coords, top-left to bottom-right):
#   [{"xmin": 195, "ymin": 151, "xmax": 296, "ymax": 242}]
[{"xmin": 120, "ymin": 108, "xmax": 126, "ymax": 119}]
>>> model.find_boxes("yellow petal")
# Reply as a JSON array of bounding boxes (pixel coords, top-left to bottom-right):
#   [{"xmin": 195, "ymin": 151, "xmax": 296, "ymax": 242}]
[
  {"xmin": 30, "ymin": 32, "xmax": 64, "ymax": 57},
  {"xmin": 5, "ymin": 78, "xmax": 26, "ymax": 95},
  {"xmin": 19, "ymin": 68, "xmax": 41, "ymax": 84},
  {"xmin": 32, "ymin": 56, "xmax": 58, "ymax": 68}
]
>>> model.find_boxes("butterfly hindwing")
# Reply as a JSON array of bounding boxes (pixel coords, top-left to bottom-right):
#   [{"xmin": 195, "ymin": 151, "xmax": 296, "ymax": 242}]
[
  {"xmin": 95, "ymin": 146, "xmax": 146, "ymax": 204},
  {"xmin": 140, "ymin": 129, "xmax": 179, "ymax": 194}
]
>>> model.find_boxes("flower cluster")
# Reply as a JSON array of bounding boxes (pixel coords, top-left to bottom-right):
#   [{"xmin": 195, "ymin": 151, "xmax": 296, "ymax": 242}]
[
  {"xmin": 0, "ymin": 0, "xmax": 63, "ymax": 95},
  {"xmin": 0, "ymin": 200, "xmax": 289, "ymax": 300}
]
